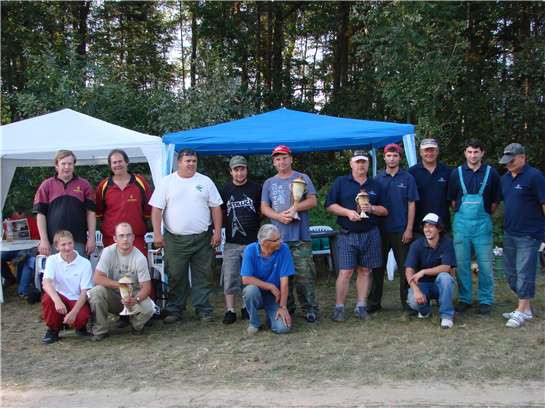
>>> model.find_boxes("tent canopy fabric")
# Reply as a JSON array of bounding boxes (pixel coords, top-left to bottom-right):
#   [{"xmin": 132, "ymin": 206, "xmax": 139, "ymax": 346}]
[
  {"xmin": 163, "ymin": 107, "xmax": 415, "ymax": 156},
  {"xmin": 0, "ymin": 109, "xmax": 164, "ymax": 208}
]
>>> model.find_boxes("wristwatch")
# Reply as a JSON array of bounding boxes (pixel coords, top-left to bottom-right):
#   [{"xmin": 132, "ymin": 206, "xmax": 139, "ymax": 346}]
[{"xmin": 136, "ymin": 296, "xmax": 141, "ymax": 304}]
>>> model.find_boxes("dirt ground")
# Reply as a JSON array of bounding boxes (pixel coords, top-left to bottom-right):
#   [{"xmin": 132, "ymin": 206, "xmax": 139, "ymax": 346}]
[{"xmin": 1, "ymin": 268, "xmax": 544, "ymax": 407}]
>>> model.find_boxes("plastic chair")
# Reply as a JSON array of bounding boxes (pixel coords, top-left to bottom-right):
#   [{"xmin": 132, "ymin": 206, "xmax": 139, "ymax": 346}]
[
  {"xmin": 148, "ymin": 248, "xmax": 167, "ymax": 310},
  {"xmin": 34, "ymin": 254, "xmax": 47, "ymax": 291}
]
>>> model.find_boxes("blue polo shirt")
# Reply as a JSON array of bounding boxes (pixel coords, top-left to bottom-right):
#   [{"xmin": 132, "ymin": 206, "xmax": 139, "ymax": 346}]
[
  {"xmin": 240, "ymin": 242, "xmax": 295, "ymax": 288},
  {"xmin": 405, "ymin": 236, "xmax": 456, "ymax": 283},
  {"xmin": 501, "ymin": 164, "xmax": 545, "ymax": 241},
  {"xmin": 408, "ymin": 162, "xmax": 451, "ymax": 232},
  {"xmin": 447, "ymin": 164, "xmax": 501, "ymax": 214},
  {"xmin": 325, "ymin": 174, "xmax": 384, "ymax": 233},
  {"xmin": 375, "ymin": 169, "xmax": 420, "ymax": 233}
]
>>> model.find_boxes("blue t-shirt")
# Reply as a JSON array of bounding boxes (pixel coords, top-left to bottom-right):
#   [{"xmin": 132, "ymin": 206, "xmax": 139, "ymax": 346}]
[
  {"xmin": 405, "ymin": 236, "xmax": 456, "ymax": 283},
  {"xmin": 240, "ymin": 242, "xmax": 295, "ymax": 288},
  {"xmin": 325, "ymin": 174, "xmax": 384, "ymax": 233},
  {"xmin": 501, "ymin": 164, "xmax": 545, "ymax": 241},
  {"xmin": 261, "ymin": 171, "xmax": 316, "ymax": 242},
  {"xmin": 375, "ymin": 169, "xmax": 420, "ymax": 233},
  {"xmin": 408, "ymin": 162, "xmax": 451, "ymax": 232},
  {"xmin": 447, "ymin": 164, "xmax": 501, "ymax": 214}
]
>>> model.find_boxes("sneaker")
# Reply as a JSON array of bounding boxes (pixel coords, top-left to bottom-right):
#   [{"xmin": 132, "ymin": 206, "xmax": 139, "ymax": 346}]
[
  {"xmin": 478, "ymin": 304, "xmax": 492, "ymax": 316},
  {"xmin": 502, "ymin": 310, "xmax": 533, "ymax": 321},
  {"xmin": 116, "ymin": 316, "xmax": 130, "ymax": 329},
  {"xmin": 89, "ymin": 333, "xmax": 110, "ymax": 342},
  {"xmin": 418, "ymin": 311, "xmax": 431, "ymax": 319},
  {"xmin": 506, "ymin": 311, "xmax": 528, "ymax": 328},
  {"xmin": 163, "ymin": 314, "xmax": 181, "ymax": 325},
  {"xmin": 222, "ymin": 310, "xmax": 237, "ymax": 325},
  {"xmin": 354, "ymin": 306, "xmax": 369, "ymax": 321},
  {"xmin": 42, "ymin": 329, "xmax": 60, "ymax": 344},
  {"xmin": 455, "ymin": 302, "xmax": 472, "ymax": 313},
  {"xmin": 75, "ymin": 328, "xmax": 92, "ymax": 338},
  {"xmin": 440, "ymin": 317, "xmax": 454, "ymax": 329},
  {"xmin": 241, "ymin": 308, "xmax": 249, "ymax": 320},
  {"xmin": 305, "ymin": 312, "xmax": 317, "ymax": 323},
  {"xmin": 331, "ymin": 307, "xmax": 345, "ymax": 322},
  {"xmin": 247, "ymin": 324, "xmax": 259, "ymax": 336}
]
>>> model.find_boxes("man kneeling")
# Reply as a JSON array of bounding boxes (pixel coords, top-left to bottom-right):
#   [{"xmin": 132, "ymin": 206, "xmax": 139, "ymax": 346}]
[
  {"xmin": 405, "ymin": 213, "xmax": 457, "ymax": 329},
  {"xmin": 88, "ymin": 222, "xmax": 155, "ymax": 341},
  {"xmin": 241, "ymin": 224, "xmax": 293, "ymax": 335}
]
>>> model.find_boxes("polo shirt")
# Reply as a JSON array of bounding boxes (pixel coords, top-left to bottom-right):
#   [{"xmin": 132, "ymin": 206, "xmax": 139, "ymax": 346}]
[
  {"xmin": 375, "ymin": 169, "xmax": 420, "ymax": 233},
  {"xmin": 43, "ymin": 251, "xmax": 93, "ymax": 300},
  {"xmin": 240, "ymin": 242, "xmax": 295, "ymax": 288},
  {"xmin": 96, "ymin": 174, "xmax": 152, "ymax": 240},
  {"xmin": 501, "ymin": 164, "xmax": 545, "ymax": 241},
  {"xmin": 325, "ymin": 173, "xmax": 384, "ymax": 233},
  {"xmin": 447, "ymin": 164, "xmax": 501, "ymax": 214},
  {"xmin": 405, "ymin": 236, "xmax": 456, "ymax": 283},
  {"xmin": 408, "ymin": 162, "xmax": 451, "ymax": 232},
  {"xmin": 33, "ymin": 175, "xmax": 96, "ymax": 243}
]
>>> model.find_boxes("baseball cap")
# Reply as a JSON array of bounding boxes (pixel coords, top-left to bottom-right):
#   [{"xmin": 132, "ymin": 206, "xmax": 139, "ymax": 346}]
[
  {"xmin": 229, "ymin": 155, "xmax": 247, "ymax": 169},
  {"xmin": 271, "ymin": 145, "xmax": 292, "ymax": 156},
  {"xmin": 384, "ymin": 143, "xmax": 403, "ymax": 154},
  {"xmin": 421, "ymin": 213, "xmax": 443, "ymax": 227},
  {"xmin": 420, "ymin": 138, "xmax": 439, "ymax": 149},
  {"xmin": 351, "ymin": 150, "xmax": 369, "ymax": 161},
  {"xmin": 499, "ymin": 143, "xmax": 525, "ymax": 165}
]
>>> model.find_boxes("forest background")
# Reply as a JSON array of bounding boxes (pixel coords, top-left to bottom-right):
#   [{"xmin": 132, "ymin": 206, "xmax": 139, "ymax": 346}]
[{"xmin": 2, "ymin": 1, "xmax": 544, "ymax": 240}]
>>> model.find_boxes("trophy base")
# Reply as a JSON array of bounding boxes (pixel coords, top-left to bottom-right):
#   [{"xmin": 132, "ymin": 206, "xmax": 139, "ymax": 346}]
[
  {"xmin": 120, "ymin": 307, "xmax": 138, "ymax": 316},
  {"xmin": 360, "ymin": 212, "xmax": 369, "ymax": 219}
]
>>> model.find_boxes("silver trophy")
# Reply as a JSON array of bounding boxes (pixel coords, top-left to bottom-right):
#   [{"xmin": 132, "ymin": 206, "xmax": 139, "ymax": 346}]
[
  {"xmin": 290, "ymin": 176, "xmax": 307, "ymax": 220},
  {"xmin": 118, "ymin": 275, "xmax": 137, "ymax": 316},
  {"xmin": 355, "ymin": 190, "xmax": 370, "ymax": 219}
]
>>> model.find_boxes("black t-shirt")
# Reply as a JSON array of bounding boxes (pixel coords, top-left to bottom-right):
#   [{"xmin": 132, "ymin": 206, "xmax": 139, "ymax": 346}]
[{"xmin": 220, "ymin": 180, "xmax": 262, "ymax": 245}]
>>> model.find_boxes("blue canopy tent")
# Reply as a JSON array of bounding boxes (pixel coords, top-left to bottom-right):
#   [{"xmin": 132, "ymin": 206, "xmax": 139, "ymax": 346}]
[{"xmin": 162, "ymin": 108, "xmax": 416, "ymax": 174}]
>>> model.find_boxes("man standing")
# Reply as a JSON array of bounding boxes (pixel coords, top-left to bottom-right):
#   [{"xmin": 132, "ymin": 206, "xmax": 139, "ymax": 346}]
[
  {"xmin": 96, "ymin": 149, "xmax": 153, "ymax": 255},
  {"xmin": 408, "ymin": 138, "xmax": 451, "ymax": 234},
  {"xmin": 33, "ymin": 150, "xmax": 96, "ymax": 257},
  {"xmin": 261, "ymin": 145, "xmax": 319, "ymax": 322},
  {"xmin": 368, "ymin": 143, "xmax": 419, "ymax": 313},
  {"xmin": 448, "ymin": 139, "xmax": 501, "ymax": 315},
  {"xmin": 405, "ymin": 213, "xmax": 457, "ymax": 329},
  {"xmin": 326, "ymin": 150, "xmax": 388, "ymax": 322},
  {"xmin": 499, "ymin": 143, "xmax": 545, "ymax": 328},
  {"xmin": 88, "ymin": 223, "xmax": 155, "ymax": 340},
  {"xmin": 220, "ymin": 155, "xmax": 261, "ymax": 324},
  {"xmin": 150, "ymin": 149, "xmax": 223, "ymax": 323}
]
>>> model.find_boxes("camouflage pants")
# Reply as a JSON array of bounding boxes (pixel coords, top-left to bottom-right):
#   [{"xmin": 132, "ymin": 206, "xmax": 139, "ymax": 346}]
[{"xmin": 286, "ymin": 241, "xmax": 319, "ymax": 315}]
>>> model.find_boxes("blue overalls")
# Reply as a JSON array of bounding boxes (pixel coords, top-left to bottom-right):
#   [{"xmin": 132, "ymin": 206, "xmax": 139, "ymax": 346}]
[{"xmin": 453, "ymin": 165, "xmax": 494, "ymax": 305}]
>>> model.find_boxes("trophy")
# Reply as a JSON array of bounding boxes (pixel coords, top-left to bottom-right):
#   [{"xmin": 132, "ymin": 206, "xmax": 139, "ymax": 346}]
[
  {"xmin": 290, "ymin": 176, "xmax": 307, "ymax": 220},
  {"xmin": 355, "ymin": 190, "xmax": 370, "ymax": 219},
  {"xmin": 118, "ymin": 275, "xmax": 137, "ymax": 316}
]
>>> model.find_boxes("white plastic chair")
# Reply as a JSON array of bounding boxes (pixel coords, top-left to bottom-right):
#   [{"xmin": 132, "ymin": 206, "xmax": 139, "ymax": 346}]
[
  {"xmin": 148, "ymin": 248, "xmax": 167, "ymax": 310},
  {"xmin": 34, "ymin": 254, "xmax": 47, "ymax": 291}
]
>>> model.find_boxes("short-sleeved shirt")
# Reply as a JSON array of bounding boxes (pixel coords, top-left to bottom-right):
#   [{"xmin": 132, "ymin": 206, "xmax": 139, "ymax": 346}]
[
  {"xmin": 221, "ymin": 180, "xmax": 262, "ymax": 245},
  {"xmin": 261, "ymin": 171, "xmax": 316, "ymax": 242},
  {"xmin": 325, "ymin": 173, "xmax": 384, "ymax": 233},
  {"xmin": 448, "ymin": 164, "xmax": 501, "ymax": 214},
  {"xmin": 96, "ymin": 244, "xmax": 151, "ymax": 293},
  {"xmin": 375, "ymin": 169, "xmax": 420, "ymax": 233},
  {"xmin": 96, "ymin": 174, "xmax": 152, "ymax": 241},
  {"xmin": 43, "ymin": 251, "xmax": 93, "ymax": 300},
  {"xmin": 408, "ymin": 162, "xmax": 451, "ymax": 232},
  {"xmin": 240, "ymin": 242, "xmax": 295, "ymax": 288},
  {"xmin": 33, "ymin": 176, "xmax": 96, "ymax": 243},
  {"xmin": 405, "ymin": 236, "xmax": 456, "ymax": 283},
  {"xmin": 149, "ymin": 172, "xmax": 223, "ymax": 235},
  {"xmin": 501, "ymin": 164, "xmax": 545, "ymax": 241}
]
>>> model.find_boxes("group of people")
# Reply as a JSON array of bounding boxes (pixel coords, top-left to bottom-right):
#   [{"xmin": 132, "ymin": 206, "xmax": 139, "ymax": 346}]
[{"xmin": 28, "ymin": 137, "xmax": 544, "ymax": 343}]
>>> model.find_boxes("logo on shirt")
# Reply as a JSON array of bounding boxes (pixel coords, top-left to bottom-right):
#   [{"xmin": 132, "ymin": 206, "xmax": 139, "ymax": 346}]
[
  {"xmin": 397, "ymin": 183, "xmax": 407, "ymax": 189},
  {"xmin": 437, "ymin": 177, "xmax": 446, "ymax": 183},
  {"xmin": 514, "ymin": 184, "xmax": 523, "ymax": 190},
  {"xmin": 127, "ymin": 194, "xmax": 137, "ymax": 202},
  {"xmin": 196, "ymin": 185, "xmax": 203, "ymax": 192},
  {"xmin": 73, "ymin": 186, "xmax": 82, "ymax": 193},
  {"xmin": 368, "ymin": 190, "xmax": 377, "ymax": 196},
  {"xmin": 226, "ymin": 194, "xmax": 257, "ymax": 238}
]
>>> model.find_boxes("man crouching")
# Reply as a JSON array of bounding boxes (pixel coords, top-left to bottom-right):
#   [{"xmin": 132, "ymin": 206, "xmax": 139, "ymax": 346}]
[
  {"xmin": 241, "ymin": 224, "xmax": 293, "ymax": 335},
  {"xmin": 88, "ymin": 222, "xmax": 155, "ymax": 341}
]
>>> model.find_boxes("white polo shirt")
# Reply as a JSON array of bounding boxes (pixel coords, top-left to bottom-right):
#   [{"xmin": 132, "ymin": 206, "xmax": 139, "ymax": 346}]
[{"xmin": 43, "ymin": 251, "xmax": 93, "ymax": 300}]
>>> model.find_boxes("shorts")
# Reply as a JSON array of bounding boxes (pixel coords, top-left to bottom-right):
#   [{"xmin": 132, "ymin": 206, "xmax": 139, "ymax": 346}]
[{"xmin": 336, "ymin": 227, "xmax": 382, "ymax": 270}]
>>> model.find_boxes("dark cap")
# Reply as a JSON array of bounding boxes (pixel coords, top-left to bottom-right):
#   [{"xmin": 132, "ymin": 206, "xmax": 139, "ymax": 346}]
[
  {"xmin": 499, "ymin": 143, "xmax": 525, "ymax": 165},
  {"xmin": 351, "ymin": 150, "xmax": 369, "ymax": 161},
  {"xmin": 421, "ymin": 213, "xmax": 443, "ymax": 228},
  {"xmin": 229, "ymin": 155, "xmax": 247, "ymax": 169},
  {"xmin": 420, "ymin": 138, "xmax": 439, "ymax": 149},
  {"xmin": 271, "ymin": 145, "xmax": 292, "ymax": 156},
  {"xmin": 384, "ymin": 143, "xmax": 403, "ymax": 154}
]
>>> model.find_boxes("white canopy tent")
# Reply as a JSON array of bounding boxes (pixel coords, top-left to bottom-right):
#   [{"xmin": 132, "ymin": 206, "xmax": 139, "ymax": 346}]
[{"xmin": 0, "ymin": 109, "xmax": 165, "ymax": 209}]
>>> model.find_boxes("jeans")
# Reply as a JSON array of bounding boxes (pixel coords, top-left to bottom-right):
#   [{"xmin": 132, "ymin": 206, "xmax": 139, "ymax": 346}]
[
  {"xmin": 503, "ymin": 233, "xmax": 540, "ymax": 299},
  {"xmin": 242, "ymin": 285, "xmax": 290, "ymax": 334},
  {"xmin": 17, "ymin": 254, "xmax": 35, "ymax": 296},
  {"xmin": 407, "ymin": 272, "xmax": 455, "ymax": 319}
]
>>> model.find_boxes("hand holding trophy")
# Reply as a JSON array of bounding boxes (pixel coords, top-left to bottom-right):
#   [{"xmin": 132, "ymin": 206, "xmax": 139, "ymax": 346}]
[
  {"xmin": 118, "ymin": 275, "xmax": 137, "ymax": 315},
  {"xmin": 290, "ymin": 176, "xmax": 307, "ymax": 220},
  {"xmin": 355, "ymin": 190, "xmax": 370, "ymax": 219}
]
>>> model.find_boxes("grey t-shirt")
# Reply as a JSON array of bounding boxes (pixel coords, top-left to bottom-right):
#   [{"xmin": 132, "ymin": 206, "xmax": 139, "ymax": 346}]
[
  {"xmin": 261, "ymin": 171, "xmax": 316, "ymax": 242},
  {"xmin": 96, "ymin": 244, "xmax": 151, "ymax": 293}
]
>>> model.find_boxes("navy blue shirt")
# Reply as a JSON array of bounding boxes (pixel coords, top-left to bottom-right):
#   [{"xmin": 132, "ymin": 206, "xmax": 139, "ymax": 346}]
[
  {"xmin": 448, "ymin": 164, "xmax": 501, "ymax": 214},
  {"xmin": 325, "ymin": 174, "xmax": 384, "ymax": 233},
  {"xmin": 405, "ymin": 235, "xmax": 456, "ymax": 283},
  {"xmin": 408, "ymin": 162, "xmax": 451, "ymax": 232},
  {"xmin": 375, "ymin": 169, "xmax": 420, "ymax": 233},
  {"xmin": 501, "ymin": 164, "xmax": 545, "ymax": 241}
]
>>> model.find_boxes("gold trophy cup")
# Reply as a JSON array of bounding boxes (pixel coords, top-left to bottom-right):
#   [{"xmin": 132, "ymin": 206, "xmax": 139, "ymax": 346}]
[
  {"xmin": 355, "ymin": 190, "xmax": 370, "ymax": 219},
  {"xmin": 119, "ymin": 275, "xmax": 137, "ymax": 316},
  {"xmin": 290, "ymin": 176, "xmax": 307, "ymax": 220}
]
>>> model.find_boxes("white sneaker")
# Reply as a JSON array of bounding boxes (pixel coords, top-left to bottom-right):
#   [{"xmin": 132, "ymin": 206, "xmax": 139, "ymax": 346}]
[
  {"xmin": 506, "ymin": 311, "xmax": 528, "ymax": 328},
  {"xmin": 247, "ymin": 325, "xmax": 259, "ymax": 336},
  {"xmin": 440, "ymin": 317, "xmax": 454, "ymax": 329},
  {"xmin": 502, "ymin": 310, "xmax": 533, "ymax": 321},
  {"xmin": 418, "ymin": 311, "xmax": 431, "ymax": 319}
]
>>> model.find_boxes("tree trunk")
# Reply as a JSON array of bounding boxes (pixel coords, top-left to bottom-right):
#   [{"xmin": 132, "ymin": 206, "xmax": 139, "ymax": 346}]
[
  {"xmin": 333, "ymin": 2, "xmax": 350, "ymax": 97},
  {"xmin": 190, "ymin": 2, "xmax": 197, "ymax": 87},
  {"xmin": 178, "ymin": 0, "xmax": 186, "ymax": 91},
  {"xmin": 271, "ymin": 3, "xmax": 284, "ymax": 107}
]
